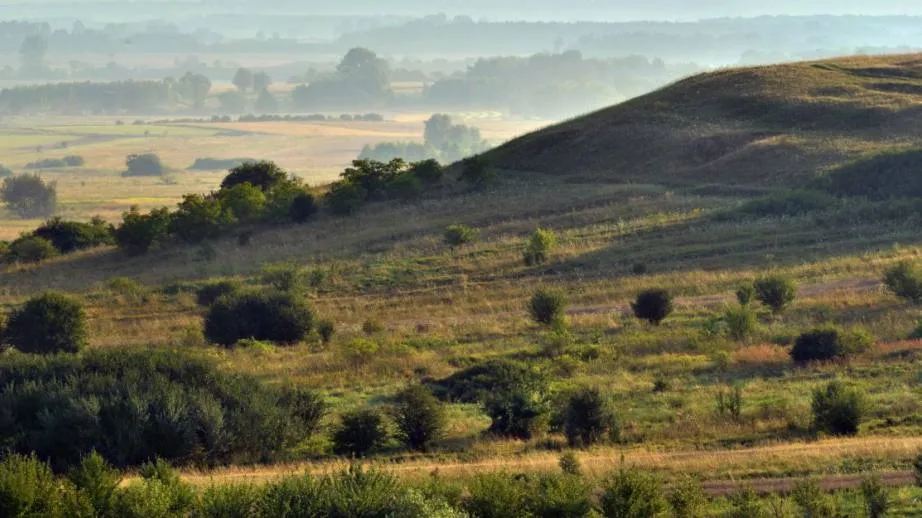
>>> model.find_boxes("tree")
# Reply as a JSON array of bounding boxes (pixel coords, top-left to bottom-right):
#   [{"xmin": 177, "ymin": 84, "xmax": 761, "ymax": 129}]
[
  {"xmin": 122, "ymin": 153, "xmax": 165, "ymax": 177},
  {"xmin": 754, "ymin": 276, "xmax": 796, "ymax": 314},
  {"xmin": 1, "ymin": 174, "xmax": 57, "ymax": 218},
  {"xmin": 218, "ymin": 183, "xmax": 266, "ymax": 222},
  {"xmin": 33, "ymin": 217, "xmax": 113, "ymax": 254},
  {"xmin": 5, "ymin": 235, "xmax": 58, "ymax": 263},
  {"xmin": 3, "ymin": 292, "xmax": 87, "ymax": 354},
  {"xmin": 393, "ymin": 385, "xmax": 445, "ymax": 452},
  {"xmin": 19, "ymin": 35, "xmax": 48, "ymax": 72},
  {"xmin": 252, "ymin": 71, "xmax": 272, "ymax": 92},
  {"xmin": 332, "ymin": 408, "xmax": 388, "ymax": 457},
  {"xmin": 114, "ymin": 206, "xmax": 172, "ymax": 255},
  {"xmin": 484, "ymin": 388, "xmax": 548, "ymax": 439},
  {"xmin": 811, "ymin": 381, "xmax": 864, "ymax": 436},
  {"xmin": 883, "ymin": 261, "xmax": 922, "ymax": 303},
  {"xmin": 169, "ymin": 193, "xmax": 230, "ymax": 243},
  {"xmin": 254, "ymin": 89, "xmax": 279, "ymax": 113},
  {"xmin": 289, "ymin": 192, "xmax": 318, "ymax": 223},
  {"xmin": 791, "ymin": 326, "xmax": 873, "ymax": 365},
  {"xmin": 221, "ymin": 161, "xmax": 289, "ymax": 192},
  {"xmin": 218, "ymin": 91, "xmax": 247, "ymax": 113},
  {"xmin": 444, "ymin": 224, "xmax": 478, "ymax": 247},
  {"xmin": 563, "ymin": 387, "xmax": 618, "ymax": 447},
  {"xmin": 631, "ymin": 289, "xmax": 674, "ymax": 325},
  {"xmin": 178, "ymin": 72, "xmax": 212, "ymax": 108},
  {"xmin": 232, "ymin": 67, "xmax": 254, "ymax": 92},
  {"xmin": 337, "ymin": 47, "xmax": 391, "ymax": 101}
]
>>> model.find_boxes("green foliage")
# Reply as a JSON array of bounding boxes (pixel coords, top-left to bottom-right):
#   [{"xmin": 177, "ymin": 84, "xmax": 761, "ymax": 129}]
[
  {"xmin": 599, "ymin": 468, "xmax": 667, "ymax": 518},
  {"xmin": 860, "ymin": 476, "xmax": 890, "ymax": 518},
  {"xmin": 0, "ymin": 349, "xmax": 325, "ymax": 470},
  {"xmin": 563, "ymin": 387, "xmax": 618, "ymax": 447},
  {"xmin": 791, "ymin": 326, "xmax": 873, "ymax": 364},
  {"xmin": 914, "ymin": 451, "xmax": 922, "ymax": 487},
  {"xmin": 317, "ymin": 320, "xmax": 336, "ymax": 345},
  {"xmin": 559, "ymin": 452, "xmax": 582, "ymax": 476},
  {"xmin": 394, "ymin": 385, "xmax": 446, "ymax": 452},
  {"xmin": 725, "ymin": 304, "xmax": 758, "ymax": 341},
  {"xmin": 32, "ymin": 216, "xmax": 113, "ymax": 253},
  {"xmin": 631, "ymin": 289, "xmax": 674, "ymax": 325},
  {"xmin": 523, "ymin": 227, "xmax": 557, "ymax": 266},
  {"xmin": 196, "ymin": 279, "xmax": 242, "ymax": 307},
  {"xmin": 3, "ymin": 292, "xmax": 87, "ymax": 354},
  {"xmin": 484, "ymin": 387, "xmax": 549, "ymax": 439},
  {"xmin": 736, "ymin": 283, "xmax": 756, "ymax": 305},
  {"xmin": 532, "ymin": 474, "xmax": 595, "ymax": 518},
  {"xmin": 260, "ymin": 262, "xmax": 306, "ymax": 293},
  {"xmin": 728, "ymin": 487, "xmax": 767, "ymax": 518},
  {"xmin": 114, "ymin": 206, "xmax": 172, "ymax": 255},
  {"xmin": 715, "ymin": 385, "xmax": 744, "ymax": 422},
  {"xmin": 122, "ymin": 153, "xmax": 166, "ymax": 177},
  {"xmin": 811, "ymin": 380, "xmax": 864, "ymax": 436},
  {"xmin": 340, "ymin": 158, "xmax": 408, "ymax": 201},
  {"xmin": 430, "ymin": 359, "xmax": 548, "ymax": 404},
  {"xmin": 221, "ymin": 161, "xmax": 290, "ymax": 192},
  {"xmin": 114, "ymin": 459, "xmax": 195, "ymax": 518},
  {"xmin": 218, "ymin": 183, "xmax": 266, "ymax": 222},
  {"xmin": 668, "ymin": 477, "xmax": 707, "ymax": 518},
  {"xmin": 754, "ymin": 276, "xmax": 797, "ymax": 313},
  {"xmin": 169, "ymin": 193, "xmax": 231, "ymax": 243},
  {"xmin": 196, "ymin": 483, "xmax": 263, "ymax": 518},
  {"xmin": 204, "ymin": 290, "xmax": 315, "ymax": 346},
  {"xmin": 410, "ymin": 159, "xmax": 444, "ymax": 185},
  {"xmin": 5, "ymin": 235, "xmax": 58, "ymax": 263},
  {"xmin": 327, "ymin": 180, "xmax": 367, "ymax": 215},
  {"xmin": 289, "ymin": 192, "xmax": 318, "ymax": 223},
  {"xmin": 791, "ymin": 479, "xmax": 838, "ymax": 518},
  {"xmin": 362, "ymin": 319, "xmax": 385, "ymax": 335},
  {"xmin": 444, "ymin": 224, "xmax": 478, "ymax": 247},
  {"xmin": 332, "ymin": 408, "xmax": 389, "ymax": 457},
  {"xmin": 0, "ymin": 454, "xmax": 63, "ymax": 518},
  {"xmin": 464, "ymin": 473, "xmax": 530, "ymax": 518},
  {"xmin": 1, "ymin": 173, "xmax": 57, "ymax": 218},
  {"xmin": 67, "ymin": 451, "xmax": 121, "ymax": 517},
  {"xmin": 528, "ymin": 288, "xmax": 567, "ymax": 326},
  {"xmin": 24, "ymin": 156, "xmax": 85, "ymax": 169},
  {"xmin": 459, "ymin": 155, "xmax": 494, "ymax": 187},
  {"xmin": 883, "ymin": 261, "xmax": 922, "ymax": 303}
]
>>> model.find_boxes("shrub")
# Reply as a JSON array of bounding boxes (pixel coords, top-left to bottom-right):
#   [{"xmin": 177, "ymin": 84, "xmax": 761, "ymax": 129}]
[
  {"xmin": 333, "ymin": 408, "xmax": 389, "ymax": 457},
  {"xmin": 327, "ymin": 180, "xmax": 367, "ymax": 215},
  {"xmin": 914, "ymin": 451, "xmax": 922, "ymax": 487},
  {"xmin": 24, "ymin": 156, "xmax": 85, "ymax": 169},
  {"xmin": 464, "ymin": 473, "xmax": 529, "ymax": 518},
  {"xmin": 122, "ymin": 153, "xmax": 165, "ymax": 176},
  {"xmin": 459, "ymin": 155, "xmax": 494, "ymax": 186},
  {"xmin": 196, "ymin": 279, "xmax": 242, "ymax": 307},
  {"xmin": 204, "ymin": 290, "xmax": 315, "ymax": 346},
  {"xmin": 3, "ymin": 292, "xmax": 87, "ymax": 354},
  {"xmin": 484, "ymin": 388, "xmax": 549, "ymax": 439},
  {"xmin": 197, "ymin": 483, "xmax": 264, "ymax": 518},
  {"xmin": 792, "ymin": 479, "xmax": 838, "ymax": 518},
  {"xmin": 260, "ymin": 262, "xmax": 306, "ymax": 293},
  {"xmin": 528, "ymin": 288, "xmax": 567, "ymax": 326},
  {"xmin": 387, "ymin": 171, "xmax": 423, "ymax": 199},
  {"xmin": 289, "ymin": 192, "xmax": 318, "ymax": 223},
  {"xmin": 394, "ymin": 385, "xmax": 446, "ymax": 452},
  {"xmin": 33, "ymin": 216, "xmax": 113, "ymax": 253},
  {"xmin": 631, "ymin": 289, "xmax": 674, "ymax": 325},
  {"xmin": 362, "ymin": 319, "xmax": 385, "ymax": 335},
  {"xmin": 725, "ymin": 304, "xmax": 757, "ymax": 341},
  {"xmin": 317, "ymin": 320, "xmax": 336, "ymax": 344},
  {"xmin": 169, "ymin": 193, "xmax": 231, "ymax": 243},
  {"xmin": 563, "ymin": 387, "xmax": 618, "ymax": 447},
  {"xmin": 430, "ymin": 359, "xmax": 548, "ymax": 404},
  {"xmin": 668, "ymin": 477, "xmax": 707, "ymax": 518},
  {"xmin": 715, "ymin": 385, "xmax": 744, "ymax": 422},
  {"xmin": 861, "ymin": 476, "xmax": 890, "ymax": 518},
  {"xmin": 114, "ymin": 206, "xmax": 172, "ymax": 255},
  {"xmin": 791, "ymin": 326, "xmax": 873, "ymax": 364},
  {"xmin": 68, "ymin": 452, "xmax": 121, "ymax": 516},
  {"xmin": 0, "ymin": 455, "xmax": 64, "ymax": 517},
  {"xmin": 883, "ymin": 261, "xmax": 922, "ymax": 303},
  {"xmin": 599, "ymin": 468, "xmax": 667, "ymax": 518},
  {"xmin": 532, "ymin": 474, "xmax": 594, "ymax": 518},
  {"xmin": 754, "ymin": 276, "xmax": 797, "ymax": 313},
  {"xmin": 736, "ymin": 283, "xmax": 756, "ymax": 305},
  {"xmin": 114, "ymin": 459, "xmax": 195, "ymax": 517},
  {"xmin": 811, "ymin": 381, "xmax": 864, "ymax": 436},
  {"xmin": 410, "ymin": 158, "xmax": 444, "ymax": 184},
  {"xmin": 221, "ymin": 160, "xmax": 289, "ymax": 192},
  {"xmin": 559, "ymin": 452, "xmax": 582, "ymax": 475},
  {"xmin": 1, "ymin": 174, "xmax": 57, "ymax": 218},
  {"xmin": 523, "ymin": 227, "xmax": 557, "ymax": 266},
  {"xmin": 218, "ymin": 183, "xmax": 266, "ymax": 222},
  {"xmin": 443, "ymin": 224, "xmax": 478, "ymax": 247},
  {"xmin": 5, "ymin": 235, "xmax": 58, "ymax": 263}
]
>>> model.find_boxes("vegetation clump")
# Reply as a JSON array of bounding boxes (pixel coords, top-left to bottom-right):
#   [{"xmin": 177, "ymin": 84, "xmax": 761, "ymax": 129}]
[
  {"xmin": 2, "ymin": 292, "xmax": 87, "ymax": 354},
  {"xmin": 32, "ymin": 216, "xmax": 113, "ymax": 254},
  {"xmin": 393, "ymin": 385, "xmax": 445, "ymax": 452},
  {"xmin": 600, "ymin": 468, "xmax": 667, "ymax": 518},
  {"xmin": 790, "ymin": 326, "xmax": 873, "ymax": 364},
  {"xmin": 122, "ymin": 153, "xmax": 166, "ymax": 177},
  {"xmin": 523, "ymin": 227, "xmax": 557, "ymax": 266},
  {"xmin": 444, "ymin": 224, "xmax": 478, "ymax": 247},
  {"xmin": 1, "ymin": 174, "xmax": 57, "ymax": 218},
  {"xmin": 883, "ymin": 261, "xmax": 922, "ymax": 303},
  {"xmin": 562, "ymin": 387, "xmax": 618, "ymax": 447},
  {"xmin": 4, "ymin": 235, "xmax": 58, "ymax": 263},
  {"xmin": 204, "ymin": 290, "xmax": 315, "ymax": 346},
  {"xmin": 528, "ymin": 288, "xmax": 567, "ymax": 326},
  {"xmin": 332, "ymin": 408, "xmax": 389, "ymax": 458},
  {"xmin": 754, "ymin": 276, "xmax": 797, "ymax": 314},
  {"xmin": 631, "ymin": 289, "xmax": 674, "ymax": 325},
  {"xmin": 811, "ymin": 380, "xmax": 864, "ymax": 436}
]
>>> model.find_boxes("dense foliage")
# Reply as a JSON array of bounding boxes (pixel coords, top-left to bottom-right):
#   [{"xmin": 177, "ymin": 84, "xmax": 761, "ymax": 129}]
[
  {"xmin": 811, "ymin": 381, "xmax": 865, "ymax": 436},
  {"xmin": 2, "ymin": 292, "xmax": 87, "ymax": 354},
  {"xmin": 204, "ymin": 290, "xmax": 315, "ymax": 346},
  {"xmin": 0, "ymin": 174, "xmax": 57, "ymax": 218},
  {"xmin": 631, "ymin": 289, "xmax": 674, "ymax": 325}
]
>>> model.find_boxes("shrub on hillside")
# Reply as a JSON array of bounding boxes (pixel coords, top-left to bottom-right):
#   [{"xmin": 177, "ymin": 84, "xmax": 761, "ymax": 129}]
[
  {"xmin": 114, "ymin": 206, "xmax": 172, "ymax": 255},
  {"xmin": 0, "ymin": 455, "xmax": 64, "ymax": 517},
  {"xmin": 669, "ymin": 477, "xmax": 708, "ymax": 518},
  {"xmin": 811, "ymin": 381, "xmax": 864, "ymax": 436},
  {"xmin": 169, "ymin": 194, "xmax": 231, "ymax": 243},
  {"xmin": 736, "ymin": 283, "xmax": 756, "ymax": 305},
  {"xmin": 484, "ymin": 387, "xmax": 549, "ymax": 439},
  {"xmin": 599, "ymin": 468, "xmax": 667, "ymax": 518},
  {"xmin": 24, "ymin": 155, "xmax": 85, "ymax": 169},
  {"xmin": 528, "ymin": 288, "xmax": 567, "ymax": 326},
  {"xmin": 444, "ymin": 224, "xmax": 478, "ymax": 247},
  {"xmin": 122, "ymin": 153, "xmax": 165, "ymax": 177},
  {"xmin": 218, "ymin": 183, "xmax": 266, "ymax": 222},
  {"xmin": 332, "ymin": 408, "xmax": 389, "ymax": 457},
  {"xmin": 631, "ymin": 289, "xmax": 674, "ymax": 325},
  {"xmin": 33, "ymin": 216, "xmax": 113, "ymax": 253},
  {"xmin": 327, "ymin": 180, "xmax": 367, "ymax": 215},
  {"xmin": 754, "ymin": 276, "xmax": 796, "ymax": 313},
  {"xmin": 5, "ymin": 235, "xmax": 58, "ymax": 263},
  {"xmin": 523, "ymin": 227, "xmax": 557, "ymax": 266},
  {"xmin": 531, "ymin": 474, "xmax": 594, "ymax": 518},
  {"xmin": 563, "ymin": 387, "xmax": 618, "ymax": 447},
  {"xmin": 792, "ymin": 479, "xmax": 838, "ymax": 518},
  {"xmin": 790, "ymin": 326, "xmax": 873, "ymax": 364},
  {"xmin": 204, "ymin": 290, "xmax": 315, "ymax": 346},
  {"xmin": 317, "ymin": 320, "xmax": 335, "ymax": 345},
  {"xmin": 289, "ymin": 192, "xmax": 318, "ymax": 223},
  {"xmin": 68, "ymin": 451, "xmax": 121, "ymax": 516},
  {"xmin": 464, "ymin": 473, "xmax": 530, "ymax": 518},
  {"xmin": 459, "ymin": 155, "xmax": 494, "ymax": 187},
  {"xmin": 195, "ymin": 279, "xmax": 243, "ymax": 307},
  {"xmin": 861, "ymin": 476, "xmax": 890, "ymax": 518},
  {"xmin": 410, "ymin": 158, "xmax": 444, "ymax": 185},
  {"xmin": 883, "ymin": 261, "xmax": 922, "ymax": 303},
  {"xmin": 1, "ymin": 174, "xmax": 57, "ymax": 218},
  {"xmin": 221, "ymin": 161, "xmax": 289, "ymax": 192},
  {"xmin": 260, "ymin": 262, "xmax": 306, "ymax": 293},
  {"xmin": 3, "ymin": 292, "xmax": 87, "ymax": 354},
  {"xmin": 393, "ymin": 385, "xmax": 445, "ymax": 452},
  {"xmin": 725, "ymin": 304, "xmax": 758, "ymax": 341},
  {"xmin": 429, "ymin": 359, "xmax": 548, "ymax": 404}
]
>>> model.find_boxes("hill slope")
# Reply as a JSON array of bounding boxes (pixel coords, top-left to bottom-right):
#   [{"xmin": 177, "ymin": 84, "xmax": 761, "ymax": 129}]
[{"xmin": 489, "ymin": 54, "xmax": 922, "ymax": 189}]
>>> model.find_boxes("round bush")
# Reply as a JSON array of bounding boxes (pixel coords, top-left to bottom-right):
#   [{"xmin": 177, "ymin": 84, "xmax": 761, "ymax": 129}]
[
  {"xmin": 754, "ymin": 276, "xmax": 797, "ymax": 313},
  {"xmin": 883, "ymin": 261, "xmax": 922, "ymax": 303},
  {"xmin": 736, "ymin": 283, "xmax": 756, "ymax": 305},
  {"xmin": 220, "ymin": 161, "xmax": 288, "ymax": 191},
  {"xmin": 204, "ymin": 290, "xmax": 314, "ymax": 346},
  {"xmin": 523, "ymin": 227, "xmax": 557, "ymax": 267},
  {"xmin": 5, "ymin": 235, "xmax": 58, "ymax": 263},
  {"xmin": 317, "ymin": 320, "xmax": 335, "ymax": 344},
  {"xmin": 791, "ymin": 326, "xmax": 873, "ymax": 364},
  {"xmin": 394, "ymin": 385, "xmax": 445, "ymax": 452},
  {"xmin": 631, "ymin": 289, "xmax": 674, "ymax": 325},
  {"xmin": 811, "ymin": 381, "xmax": 864, "ymax": 436},
  {"xmin": 3, "ymin": 292, "xmax": 87, "ymax": 354},
  {"xmin": 332, "ymin": 408, "xmax": 388, "ymax": 457},
  {"xmin": 563, "ymin": 387, "xmax": 618, "ymax": 447},
  {"xmin": 528, "ymin": 288, "xmax": 567, "ymax": 326}
]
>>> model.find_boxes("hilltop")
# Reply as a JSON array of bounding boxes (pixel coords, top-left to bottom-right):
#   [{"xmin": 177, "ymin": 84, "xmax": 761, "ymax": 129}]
[{"xmin": 489, "ymin": 54, "xmax": 922, "ymax": 192}]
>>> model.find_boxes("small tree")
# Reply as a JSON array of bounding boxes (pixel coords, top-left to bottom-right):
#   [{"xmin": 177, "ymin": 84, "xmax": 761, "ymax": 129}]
[
  {"xmin": 252, "ymin": 71, "xmax": 272, "ymax": 92},
  {"xmin": 221, "ymin": 161, "xmax": 289, "ymax": 192},
  {"xmin": 409, "ymin": 159, "xmax": 444, "ymax": 185},
  {"xmin": 169, "ymin": 194, "xmax": 230, "ymax": 243},
  {"xmin": 883, "ymin": 261, "xmax": 922, "ymax": 303},
  {"xmin": 563, "ymin": 387, "xmax": 618, "ymax": 447},
  {"xmin": 631, "ymin": 289, "xmax": 674, "ymax": 325},
  {"xmin": 669, "ymin": 477, "xmax": 707, "ymax": 518},
  {"xmin": 3, "ymin": 292, "xmax": 87, "ymax": 354},
  {"xmin": 484, "ymin": 388, "xmax": 548, "ymax": 440},
  {"xmin": 754, "ymin": 276, "xmax": 796, "ymax": 314},
  {"xmin": 317, "ymin": 320, "xmax": 335, "ymax": 345},
  {"xmin": 523, "ymin": 227, "xmax": 557, "ymax": 266},
  {"xmin": 114, "ymin": 206, "xmax": 172, "ymax": 255},
  {"xmin": 218, "ymin": 183, "xmax": 266, "ymax": 222},
  {"xmin": 1, "ymin": 174, "xmax": 57, "ymax": 218},
  {"xmin": 204, "ymin": 290, "xmax": 315, "ymax": 346},
  {"xmin": 600, "ymin": 468, "xmax": 667, "ymax": 518},
  {"xmin": 68, "ymin": 452, "xmax": 121, "ymax": 516},
  {"xmin": 444, "ymin": 224, "xmax": 478, "ymax": 248},
  {"xmin": 33, "ymin": 217, "xmax": 113, "ymax": 253},
  {"xmin": 122, "ymin": 153, "xmax": 165, "ymax": 177},
  {"xmin": 393, "ymin": 385, "xmax": 445, "ymax": 452},
  {"xmin": 232, "ymin": 67, "xmax": 254, "ymax": 92},
  {"xmin": 332, "ymin": 408, "xmax": 388, "ymax": 457},
  {"xmin": 528, "ymin": 288, "xmax": 567, "ymax": 326},
  {"xmin": 5, "ymin": 235, "xmax": 58, "ymax": 263},
  {"xmin": 811, "ymin": 381, "xmax": 864, "ymax": 436},
  {"xmin": 792, "ymin": 479, "xmax": 838, "ymax": 518}
]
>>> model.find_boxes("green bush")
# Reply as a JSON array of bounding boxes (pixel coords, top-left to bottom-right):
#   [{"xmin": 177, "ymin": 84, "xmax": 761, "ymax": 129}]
[
  {"xmin": 195, "ymin": 279, "xmax": 242, "ymax": 307},
  {"xmin": 883, "ymin": 261, "xmax": 922, "ymax": 303},
  {"xmin": 289, "ymin": 192, "xmax": 318, "ymax": 223},
  {"xmin": 528, "ymin": 288, "xmax": 567, "ymax": 326},
  {"xmin": 67, "ymin": 451, "xmax": 121, "ymax": 517},
  {"xmin": 459, "ymin": 155, "xmax": 494, "ymax": 187},
  {"xmin": 196, "ymin": 483, "xmax": 264, "ymax": 518},
  {"xmin": 631, "ymin": 289, "xmax": 674, "ymax": 325},
  {"xmin": 259, "ymin": 475, "xmax": 326, "ymax": 517},
  {"xmin": 5, "ymin": 235, "xmax": 58, "ymax": 263},
  {"xmin": 532, "ymin": 474, "xmax": 594, "ymax": 518},
  {"xmin": 113, "ymin": 459, "xmax": 195, "ymax": 517},
  {"xmin": 410, "ymin": 158, "xmax": 444, "ymax": 185},
  {"xmin": 736, "ymin": 283, "xmax": 756, "ymax": 305},
  {"xmin": 204, "ymin": 290, "xmax": 315, "ymax": 346},
  {"xmin": 754, "ymin": 276, "xmax": 797, "ymax": 313},
  {"xmin": 332, "ymin": 408, "xmax": 389, "ymax": 457},
  {"xmin": 443, "ymin": 224, "xmax": 478, "ymax": 247},
  {"xmin": 523, "ymin": 227, "xmax": 557, "ymax": 266},
  {"xmin": 599, "ymin": 468, "xmax": 667, "ymax": 518},
  {"xmin": 0, "ymin": 454, "xmax": 64, "ymax": 518},
  {"xmin": 394, "ymin": 385, "xmax": 446, "ymax": 452},
  {"xmin": 792, "ymin": 479, "xmax": 838, "ymax": 518},
  {"xmin": 1, "ymin": 173, "xmax": 57, "ymax": 218},
  {"xmin": 668, "ymin": 477, "xmax": 707, "ymax": 518},
  {"xmin": 484, "ymin": 387, "xmax": 549, "ymax": 439},
  {"xmin": 3, "ymin": 292, "xmax": 87, "ymax": 354},
  {"xmin": 559, "ymin": 452, "xmax": 582, "ymax": 476},
  {"xmin": 221, "ymin": 161, "xmax": 289, "ymax": 191},
  {"xmin": 218, "ymin": 183, "xmax": 266, "ymax": 222},
  {"xmin": 791, "ymin": 326, "xmax": 873, "ymax": 364},
  {"xmin": 114, "ymin": 206, "xmax": 172, "ymax": 255},
  {"xmin": 169, "ymin": 193, "xmax": 231, "ymax": 243},
  {"xmin": 430, "ymin": 359, "xmax": 548, "ymax": 404},
  {"xmin": 811, "ymin": 381, "xmax": 864, "ymax": 436},
  {"xmin": 327, "ymin": 180, "xmax": 367, "ymax": 215},
  {"xmin": 33, "ymin": 216, "xmax": 113, "ymax": 253},
  {"xmin": 860, "ymin": 476, "xmax": 890, "ymax": 518},
  {"xmin": 563, "ymin": 387, "xmax": 618, "ymax": 447},
  {"xmin": 914, "ymin": 451, "xmax": 922, "ymax": 487},
  {"xmin": 725, "ymin": 304, "xmax": 758, "ymax": 341},
  {"xmin": 464, "ymin": 473, "xmax": 530, "ymax": 518},
  {"xmin": 260, "ymin": 262, "xmax": 306, "ymax": 293}
]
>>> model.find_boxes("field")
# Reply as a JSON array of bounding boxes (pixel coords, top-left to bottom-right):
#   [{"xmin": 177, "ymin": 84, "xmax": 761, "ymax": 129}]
[{"xmin": 6, "ymin": 54, "xmax": 922, "ymax": 515}]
